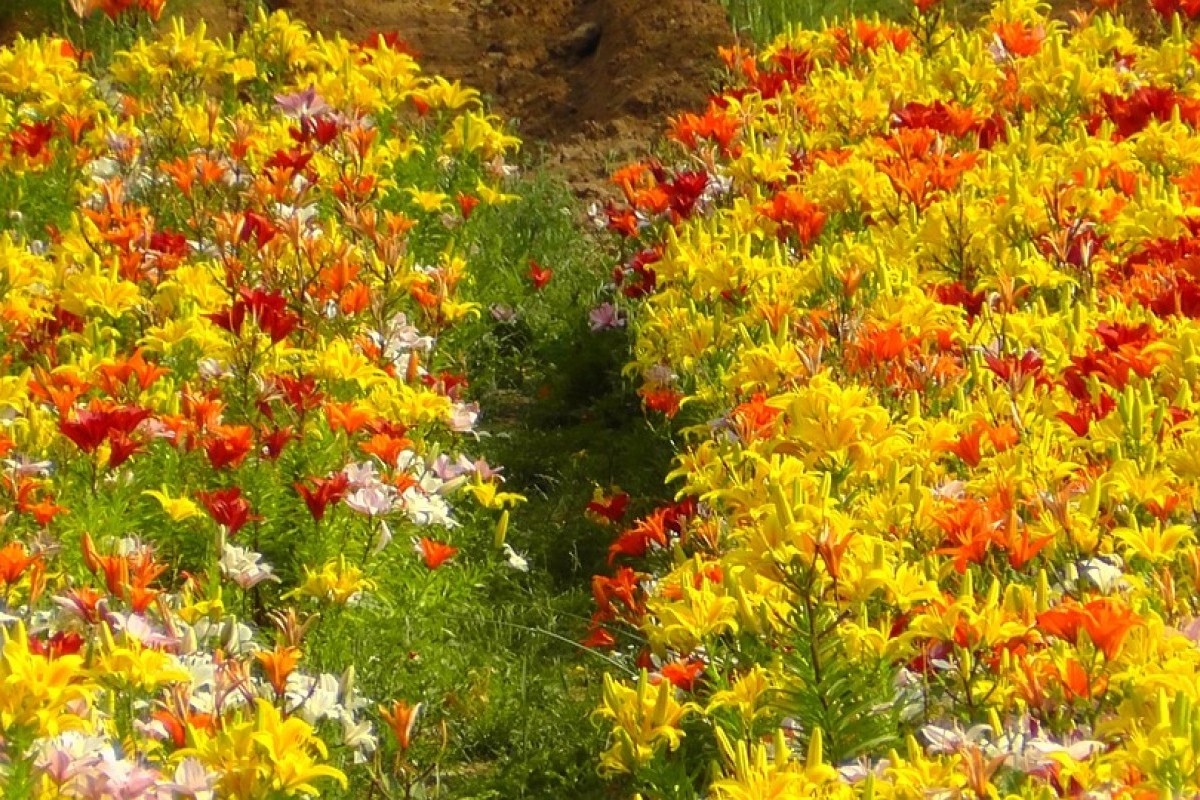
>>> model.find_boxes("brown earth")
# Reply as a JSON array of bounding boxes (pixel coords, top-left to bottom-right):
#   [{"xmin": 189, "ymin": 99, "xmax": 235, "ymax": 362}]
[{"xmin": 0, "ymin": 4, "xmax": 42, "ymax": 44}]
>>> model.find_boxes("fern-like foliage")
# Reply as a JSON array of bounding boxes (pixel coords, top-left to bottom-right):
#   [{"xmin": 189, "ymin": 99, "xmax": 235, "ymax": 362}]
[{"xmin": 773, "ymin": 602, "xmax": 904, "ymax": 765}]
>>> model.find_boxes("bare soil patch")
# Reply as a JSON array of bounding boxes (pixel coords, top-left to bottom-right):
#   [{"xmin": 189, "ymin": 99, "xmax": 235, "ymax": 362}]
[
  {"xmin": 0, "ymin": 4, "xmax": 44, "ymax": 43},
  {"xmin": 175, "ymin": 0, "xmax": 245, "ymax": 40}
]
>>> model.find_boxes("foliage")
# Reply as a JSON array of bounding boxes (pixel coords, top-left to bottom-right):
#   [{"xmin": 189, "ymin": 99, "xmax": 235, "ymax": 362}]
[{"xmin": 774, "ymin": 594, "xmax": 903, "ymax": 765}]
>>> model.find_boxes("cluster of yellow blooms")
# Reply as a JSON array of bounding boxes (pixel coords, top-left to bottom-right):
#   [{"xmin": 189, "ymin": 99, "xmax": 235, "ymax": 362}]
[
  {"xmin": 592, "ymin": 0, "xmax": 1200, "ymax": 797},
  {"xmin": 0, "ymin": 8, "xmax": 522, "ymax": 797}
]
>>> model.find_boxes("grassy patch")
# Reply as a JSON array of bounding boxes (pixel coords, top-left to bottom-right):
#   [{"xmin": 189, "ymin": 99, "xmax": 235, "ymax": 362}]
[
  {"xmin": 719, "ymin": 0, "xmax": 1000, "ymax": 42},
  {"xmin": 723, "ymin": 0, "xmax": 910, "ymax": 39},
  {"xmin": 347, "ymin": 170, "xmax": 676, "ymax": 798}
]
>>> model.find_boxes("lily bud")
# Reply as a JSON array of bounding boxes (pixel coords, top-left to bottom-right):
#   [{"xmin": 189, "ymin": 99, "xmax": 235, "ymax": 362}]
[
  {"xmin": 1036, "ymin": 569, "xmax": 1050, "ymax": 613},
  {"xmin": 493, "ymin": 509, "xmax": 510, "ymax": 549},
  {"xmin": 806, "ymin": 726, "xmax": 824, "ymax": 771}
]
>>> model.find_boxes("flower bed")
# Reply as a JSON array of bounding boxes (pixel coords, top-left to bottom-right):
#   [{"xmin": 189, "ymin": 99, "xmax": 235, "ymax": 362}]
[
  {"xmin": 591, "ymin": 0, "xmax": 1200, "ymax": 796},
  {"xmin": 0, "ymin": 8, "xmax": 529, "ymax": 797}
]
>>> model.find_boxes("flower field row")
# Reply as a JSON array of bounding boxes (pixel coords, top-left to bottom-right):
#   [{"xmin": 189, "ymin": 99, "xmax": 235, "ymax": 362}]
[
  {"xmin": 591, "ymin": 0, "xmax": 1200, "ymax": 797},
  {"xmin": 10, "ymin": 0, "xmax": 1200, "ymax": 796},
  {"xmin": 0, "ymin": 7, "xmax": 542, "ymax": 797}
]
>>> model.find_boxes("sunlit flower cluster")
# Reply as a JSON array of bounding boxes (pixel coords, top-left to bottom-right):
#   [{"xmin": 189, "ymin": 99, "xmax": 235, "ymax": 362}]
[
  {"xmin": 591, "ymin": 0, "xmax": 1200, "ymax": 796},
  {"xmin": 0, "ymin": 7, "xmax": 523, "ymax": 797}
]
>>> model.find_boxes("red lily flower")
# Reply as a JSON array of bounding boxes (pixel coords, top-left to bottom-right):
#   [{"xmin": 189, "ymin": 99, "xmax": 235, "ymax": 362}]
[
  {"xmin": 259, "ymin": 425, "xmax": 293, "ymax": 460},
  {"xmin": 264, "ymin": 148, "xmax": 314, "ymax": 175},
  {"xmin": 528, "ymin": 260, "xmax": 553, "ymax": 290},
  {"xmin": 107, "ymin": 430, "xmax": 143, "ymax": 469},
  {"xmin": 240, "ymin": 288, "xmax": 300, "ymax": 344},
  {"xmin": 665, "ymin": 171, "xmax": 709, "ymax": 220},
  {"xmin": 1057, "ymin": 394, "xmax": 1116, "ymax": 437},
  {"xmin": 203, "ymin": 425, "xmax": 255, "ymax": 470},
  {"xmin": 28, "ymin": 631, "xmax": 85, "ymax": 659},
  {"xmin": 1097, "ymin": 85, "xmax": 1200, "ymax": 139},
  {"xmin": 271, "ymin": 374, "xmax": 324, "ymax": 414},
  {"xmin": 8, "ymin": 120, "xmax": 54, "ymax": 159},
  {"xmin": 207, "ymin": 302, "xmax": 247, "ymax": 335},
  {"xmin": 587, "ymin": 492, "xmax": 631, "ymax": 525},
  {"xmin": 295, "ymin": 473, "xmax": 350, "ymax": 521},
  {"xmin": 59, "ymin": 403, "xmax": 151, "ymax": 454},
  {"xmin": 592, "ymin": 567, "xmax": 645, "ymax": 621},
  {"xmin": 1154, "ymin": 0, "xmax": 1200, "ymax": 18},
  {"xmin": 616, "ymin": 248, "xmax": 661, "ymax": 299},
  {"xmin": 196, "ymin": 487, "xmax": 259, "ymax": 536},
  {"xmin": 457, "ymin": 192, "xmax": 480, "ymax": 219},
  {"xmin": 360, "ymin": 31, "xmax": 419, "ymax": 55},
  {"xmin": 984, "ymin": 349, "xmax": 1049, "ymax": 393},
  {"xmin": 607, "ymin": 505, "xmax": 685, "ymax": 564},
  {"xmin": 238, "ymin": 211, "xmax": 278, "ymax": 250},
  {"xmin": 581, "ymin": 622, "xmax": 616, "ymax": 649},
  {"xmin": 934, "ymin": 281, "xmax": 987, "ymax": 322},
  {"xmin": 421, "ymin": 370, "xmax": 470, "ymax": 400},
  {"xmin": 639, "ymin": 387, "xmax": 683, "ymax": 417}
]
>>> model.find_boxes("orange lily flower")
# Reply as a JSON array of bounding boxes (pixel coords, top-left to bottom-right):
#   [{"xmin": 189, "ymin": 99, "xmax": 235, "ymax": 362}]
[
  {"xmin": 417, "ymin": 538, "xmax": 458, "ymax": 569},
  {"xmin": 1037, "ymin": 597, "xmax": 1141, "ymax": 660},
  {"xmin": 256, "ymin": 645, "xmax": 302, "ymax": 697},
  {"xmin": 326, "ymin": 401, "xmax": 375, "ymax": 435},
  {"xmin": 360, "ymin": 433, "xmax": 414, "ymax": 467},
  {"xmin": 0, "ymin": 542, "xmax": 38, "ymax": 586},
  {"xmin": 380, "ymin": 700, "xmax": 421, "ymax": 750}
]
